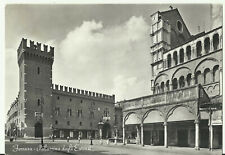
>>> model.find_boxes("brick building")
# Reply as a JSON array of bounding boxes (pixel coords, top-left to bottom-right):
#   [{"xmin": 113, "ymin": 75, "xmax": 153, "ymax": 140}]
[
  {"xmin": 119, "ymin": 7, "xmax": 222, "ymax": 150},
  {"xmin": 6, "ymin": 39, "xmax": 116, "ymax": 139}
]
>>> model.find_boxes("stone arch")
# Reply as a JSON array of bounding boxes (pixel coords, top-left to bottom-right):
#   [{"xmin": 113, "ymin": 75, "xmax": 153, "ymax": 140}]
[
  {"xmin": 204, "ymin": 37, "xmax": 210, "ymax": 53},
  {"xmin": 171, "ymin": 66, "xmax": 191, "ymax": 80},
  {"xmin": 167, "ymin": 54, "xmax": 172, "ymax": 68},
  {"xmin": 213, "ymin": 33, "xmax": 219, "ymax": 50},
  {"xmin": 186, "ymin": 45, "xmax": 191, "ymax": 60},
  {"xmin": 154, "ymin": 73, "xmax": 169, "ymax": 86},
  {"xmin": 142, "ymin": 109, "xmax": 165, "ymax": 123},
  {"xmin": 203, "ymin": 68, "xmax": 211, "ymax": 84},
  {"xmin": 195, "ymin": 70, "xmax": 202, "ymax": 84},
  {"xmin": 173, "ymin": 51, "xmax": 178, "ymax": 65},
  {"xmin": 196, "ymin": 40, "xmax": 202, "ymax": 57},
  {"xmin": 166, "ymin": 105, "xmax": 197, "ymax": 122},
  {"xmin": 213, "ymin": 65, "xmax": 219, "ymax": 82},
  {"xmin": 179, "ymin": 48, "xmax": 184, "ymax": 63},
  {"xmin": 194, "ymin": 57, "xmax": 219, "ymax": 73},
  {"xmin": 124, "ymin": 112, "xmax": 141, "ymax": 125},
  {"xmin": 179, "ymin": 76, "xmax": 185, "ymax": 88}
]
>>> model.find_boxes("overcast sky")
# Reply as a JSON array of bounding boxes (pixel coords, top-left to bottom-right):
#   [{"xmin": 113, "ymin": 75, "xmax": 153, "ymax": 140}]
[{"xmin": 5, "ymin": 4, "xmax": 213, "ymax": 115}]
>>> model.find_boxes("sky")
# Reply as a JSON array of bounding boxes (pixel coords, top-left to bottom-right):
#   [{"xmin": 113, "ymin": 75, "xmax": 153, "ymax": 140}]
[{"xmin": 5, "ymin": 4, "xmax": 213, "ymax": 115}]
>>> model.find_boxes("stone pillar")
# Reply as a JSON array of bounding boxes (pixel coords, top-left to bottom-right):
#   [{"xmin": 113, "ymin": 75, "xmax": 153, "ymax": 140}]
[
  {"xmin": 141, "ymin": 123, "xmax": 144, "ymax": 146},
  {"xmin": 169, "ymin": 84, "xmax": 173, "ymax": 91},
  {"xmin": 191, "ymin": 74, "xmax": 196, "ymax": 85},
  {"xmin": 136, "ymin": 125, "xmax": 140, "ymax": 144},
  {"xmin": 164, "ymin": 122, "xmax": 168, "ymax": 148},
  {"xmin": 219, "ymin": 67, "xmax": 222, "ymax": 95},
  {"xmin": 209, "ymin": 124, "xmax": 213, "ymax": 150},
  {"xmin": 123, "ymin": 124, "xmax": 125, "ymax": 145},
  {"xmin": 194, "ymin": 120, "xmax": 200, "ymax": 150}
]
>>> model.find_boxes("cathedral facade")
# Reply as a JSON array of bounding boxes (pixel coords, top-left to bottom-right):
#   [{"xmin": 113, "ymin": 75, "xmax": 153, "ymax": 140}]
[{"xmin": 119, "ymin": 8, "xmax": 222, "ymax": 150}]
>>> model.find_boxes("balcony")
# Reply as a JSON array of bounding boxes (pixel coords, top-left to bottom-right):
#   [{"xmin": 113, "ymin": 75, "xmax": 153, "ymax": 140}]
[{"xmin": 122, "ymin": 84, "xmax": 209, "ymax": 111}]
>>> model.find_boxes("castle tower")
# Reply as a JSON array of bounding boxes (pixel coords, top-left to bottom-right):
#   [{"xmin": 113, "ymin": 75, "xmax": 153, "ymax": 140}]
[{"xmin": 17, "ymin": 38, "xmax": 54, "ymax": 137}]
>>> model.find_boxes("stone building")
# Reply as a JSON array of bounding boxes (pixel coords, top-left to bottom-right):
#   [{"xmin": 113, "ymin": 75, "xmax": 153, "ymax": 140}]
[
  {"xmin": 119, "ymin": 7, "xmax": 222, "ymax": 150},
  {"xmin": 6, "ymin": 39, "xmax": 115, "ymax": 139}
]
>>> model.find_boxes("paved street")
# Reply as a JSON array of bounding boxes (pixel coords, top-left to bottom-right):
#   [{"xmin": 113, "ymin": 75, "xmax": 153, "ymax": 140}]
[{"xmin": 5, "ymin": 139, "xmax": 222, "ymax": 155}]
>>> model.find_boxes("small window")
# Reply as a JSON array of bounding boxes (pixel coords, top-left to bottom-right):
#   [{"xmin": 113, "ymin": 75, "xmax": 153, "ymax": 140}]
[
  {"xmin": 37, "ymin": 67, "xmax": 40, "ymax": 75},
  {"xmin": 70, "ymin": 98, "xmax": 72, "ymax": 102},
  {"xmin": 55, "ymin": 120, "xmax": 58, "ymax": 125},
  {"xmin": 177, "ymin": 21, "xmax": 183, "ymax": 32},
  {"xmin": 67, "ymin": 121, "xmax": 70, "ymax": 126},
  {"xmin": 80, "ymin": 122, "xmax": 82, "ymax": 126},
  {"xmin": 57, "ymin": 96, "xmax": 60, "ymax": 100},
  {"xmin": 37, "ymin": 99, "xmax": 40, "ymax": 106},
  {"xmin": 90, "ymin": 122, "xmax": 92, "ymax": 127},
  {"xmin": 80, "ymin": 100, "xmax": 83, "ymax": 103}
]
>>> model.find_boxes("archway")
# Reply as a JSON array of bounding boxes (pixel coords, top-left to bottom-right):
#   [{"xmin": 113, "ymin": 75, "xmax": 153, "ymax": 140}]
[
  {"xmin": 102, "ymin": 122, "xmax": 111, "ymax": 139},
  {"xmin": 34, "ymin": 122, "xmax": 43, "ymax": 138},
  {"xmin": 143, "ymin": 110, "xmax": 164, "ymax": 146},
  {"xmin": 167, "ymin": 106, "xmax": 196, "ymax": 147}
]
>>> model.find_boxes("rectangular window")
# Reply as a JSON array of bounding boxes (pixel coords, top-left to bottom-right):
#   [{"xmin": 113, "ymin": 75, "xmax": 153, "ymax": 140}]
[{"xmin": 78, "ymin": 109, "xmax": 82, "ymax": 118}]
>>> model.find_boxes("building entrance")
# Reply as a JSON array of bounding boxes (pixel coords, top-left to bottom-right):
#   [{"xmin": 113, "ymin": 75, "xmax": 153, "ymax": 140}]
[
  {"xmin": 34, "ymin": 122, "xmax": 43, "ymax": 138},
  {"xmin": 177, "ymin": 129, "xmax": 188, "ymax": 147},
  {"xmin": 102, "ymin": 123, "xmax": 111, "ymax": 139}
]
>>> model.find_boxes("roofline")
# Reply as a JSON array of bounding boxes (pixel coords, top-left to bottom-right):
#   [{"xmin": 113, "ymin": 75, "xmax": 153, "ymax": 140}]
[{"xmin": 164, "ymin": 26, "xmax": 222, "ymax": 53}]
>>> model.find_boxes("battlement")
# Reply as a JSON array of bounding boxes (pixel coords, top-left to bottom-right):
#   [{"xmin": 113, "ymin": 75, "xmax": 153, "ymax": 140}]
[
  {"xmin": 17, "ymin": 38, "xmax": 54, "ymax": 64},
  {"xmin": 52, "ymin": 84, "xmax": 115, "ymax": 102}
]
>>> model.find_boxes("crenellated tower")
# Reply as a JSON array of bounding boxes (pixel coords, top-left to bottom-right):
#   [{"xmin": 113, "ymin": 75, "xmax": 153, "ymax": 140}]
[{"xmin": 17, "ymin": 38, "xmax": 54, "ymax": 137}]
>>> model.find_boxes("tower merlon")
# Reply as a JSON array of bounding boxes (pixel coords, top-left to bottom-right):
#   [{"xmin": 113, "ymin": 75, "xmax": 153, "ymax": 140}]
[{"xmin": 52, "ymin": 84, "xmax": 115, "ymax": 101}]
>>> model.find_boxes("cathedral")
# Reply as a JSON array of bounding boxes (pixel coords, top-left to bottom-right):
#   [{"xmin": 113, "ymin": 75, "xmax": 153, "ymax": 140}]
[{"xmin": 118, "ymin": 7, "xmax": 222, "ymax": 150}]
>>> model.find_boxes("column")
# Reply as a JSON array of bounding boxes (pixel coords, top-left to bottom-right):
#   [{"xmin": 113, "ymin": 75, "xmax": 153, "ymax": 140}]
[
  {"xmin": 114, "ymin": 128, "xmax": 118, "ymax": 145},
  {"xmin": 219, "ymin": 67, "xmax": 222, "ymax": 96},
  {"xmin": 169, "ymin": 84, "xmax": 173, "ymax": 91},
  {"xmin": 99, "ymin": 128, "xmax": 103, "ymax": 144},
  {"xmin": 209, "ymin": 124, "xmax": 213, "ymax": 150},
  {"xmin": 164, "ymin": 122, "xmax": 168, "ymax": 148},
  {"xmin": 194, "ymin": 120, "xmax": 200, "ymax": 150},
  {"xmin": 191, "ymin": 74, "xmax": 196, "ymax": 85},
  {"xmin": 141, "ymin": 123, "xmax": 144, "ymax": 146},
  {"xmin": 123, "ymin": 124, "xmax": 126, "ymax": 145},
  {"xmin": 136, "ymin": 125, "xmax": 140, "ymax": 144}
]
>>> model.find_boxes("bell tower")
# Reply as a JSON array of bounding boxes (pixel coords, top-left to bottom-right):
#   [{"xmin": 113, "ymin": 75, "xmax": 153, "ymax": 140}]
[
  {"xmin": 17, "ymin": 38, "xmax": 54, "ymax": 137},
  {"xmin": 150, "ymin": 11, "xmax": 171, "ymax": 89}
]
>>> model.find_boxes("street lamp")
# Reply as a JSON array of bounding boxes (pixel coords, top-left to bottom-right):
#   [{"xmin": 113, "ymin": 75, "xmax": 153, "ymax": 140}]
[
  {"xmin": 114, "ymin": 125, "xmax": 118, "ymax": 144},
  {"xmin": 40, "ymin": 97, "xmax": 44, "ymax": 148},
  {"xmin": 98, "ymin": 121, "xmax": 104, "ymax": 144}
]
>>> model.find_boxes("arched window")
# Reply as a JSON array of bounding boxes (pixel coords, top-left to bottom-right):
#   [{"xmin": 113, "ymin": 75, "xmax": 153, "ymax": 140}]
[
  {"xmin": 186, "ymin": 74, "xmax": 192, "ymax": 86},
  {"xmin": 204, "ymin": 68, "xmax": 211, "ymax": 84},
  {"xmin": 160, "ymin": 82, "xmax": 165, "ymax": 93},
  {"xmin": 196, "ymin": 41, "xmax": 202, "ymax": 57},
  {"xmin": 37, "ymin": 99, "xmax": 40, "ymax": 106},
  {"xmin": 204, "ymin": 37, "xmax": 210, "ymax": 53},
  {"xmin": 154, "ymin": 83, "xmax": 159, "ymax": 94},
  {"xmin": 37, "ymin": 67, "xmax": 40, "ymax": 75},
  {"xmin": 179, "ymin": 48, "xmax": 184, "ymax": 63},
  {"xmin": 166, "ymin": 80, "xmax": 170, "ymax": 91},
  {"xmin": 213, "ymin": 65, "xmax": 219, "ymax": 82},
  {"xmin": 213, "ymin": 33, "xmax": 219, "ymax": 50},
  {"xmin": 179, "ymin": 76, "xmax": 185, "ymax": 88},
  {"xmin": 195, "ymin": 71, "xmax": 202, "ymax": 84},
  {"xmin": 186, "ymin": 45, "xmax": 191, "ymax": 60},
  {"xmin": 172, "ymin": 78, "xmax": 178, "ymax": 90},
  {"xmin": 167, "ymin": 54, "xmax": 172, "ymax": 68},
  {"xmin": 173, "ymin": 51, "xmax": 178, "ymax": 65}
]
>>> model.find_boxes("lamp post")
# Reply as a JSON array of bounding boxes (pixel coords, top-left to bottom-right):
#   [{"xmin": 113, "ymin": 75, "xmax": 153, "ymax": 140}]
[
  {"xmin": 40, "ymin": 97, "xmax": 44, "ymax": 148},
  {"xmin": 114, "ymin": 125, "xmax": 118, "ymax": 144},
  {"xmin": 98, "ymin": 121, "xmax": 104, "ymax": 145}
]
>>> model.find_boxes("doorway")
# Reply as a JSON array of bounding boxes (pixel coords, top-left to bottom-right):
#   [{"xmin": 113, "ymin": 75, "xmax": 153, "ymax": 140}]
[
  {"xmin": 102, "ymin": 123, "xmax": 111, "ymax": 139},
  {"xmin": 177, "ymin": 129, "xmax": 188, "ymax": 147},
  {"xmin": 34, "ymin": 122, "xmax": 43, "ymax": 138}
]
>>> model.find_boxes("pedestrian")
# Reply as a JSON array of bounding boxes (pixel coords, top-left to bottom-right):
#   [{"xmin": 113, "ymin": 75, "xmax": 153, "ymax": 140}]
[
  {"xmin": 67, "ymin": 136, "xmax": 69, "ymax": 142},
  {"xmin": 78, "ymin": 135, "xmax": 81, "ymax": 144}
]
